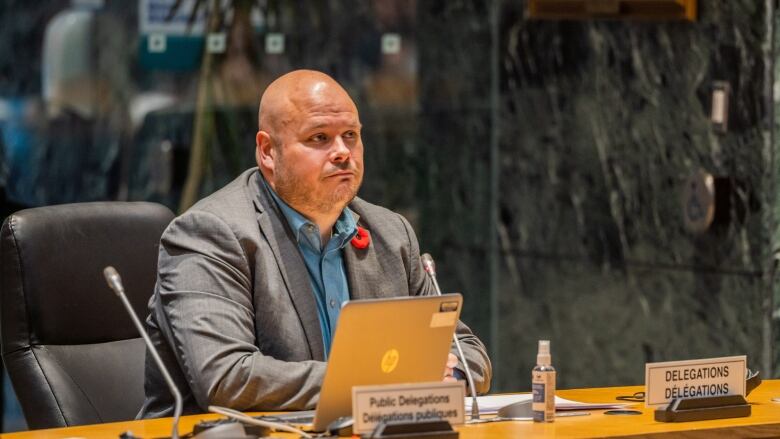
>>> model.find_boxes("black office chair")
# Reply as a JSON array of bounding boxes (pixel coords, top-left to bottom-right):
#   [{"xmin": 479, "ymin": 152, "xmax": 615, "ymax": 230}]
[{"xmin": 0, "ymin": 202, "xmax": 174, "ymax": 429}]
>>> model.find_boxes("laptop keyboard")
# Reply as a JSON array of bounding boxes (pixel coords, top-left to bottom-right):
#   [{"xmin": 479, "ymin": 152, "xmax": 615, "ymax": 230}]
[{"xmin": 255, "ymin": 410, "xmax": 315, "ymax": 425}]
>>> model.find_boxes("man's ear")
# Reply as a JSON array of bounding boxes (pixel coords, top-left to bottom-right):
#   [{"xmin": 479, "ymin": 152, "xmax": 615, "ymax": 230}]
[{"xmin": 256, "ymin": 130, "xmax": 275, "ymax": 173}]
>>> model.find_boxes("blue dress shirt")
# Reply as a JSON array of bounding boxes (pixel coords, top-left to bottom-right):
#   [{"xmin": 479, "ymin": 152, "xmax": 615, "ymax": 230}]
[{"xmin": 265, "ymin": 183, "xmax": 357, "ymax": 359}]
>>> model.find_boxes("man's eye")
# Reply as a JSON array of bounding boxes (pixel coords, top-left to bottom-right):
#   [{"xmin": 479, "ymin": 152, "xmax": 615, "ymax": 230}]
[
  {"xmin": 310, "ymin": 134, "xmax": 327, "ymax": 142},
  {"xmin": 343, "ymin": 131, "xmax": 357, "ymax": 139}
]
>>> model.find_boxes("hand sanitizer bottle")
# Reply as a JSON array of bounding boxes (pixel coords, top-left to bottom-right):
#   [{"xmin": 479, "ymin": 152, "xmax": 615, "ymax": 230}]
[{"xmin": 532, "ymin": 340, "xmax": 556, "ymax": 422}]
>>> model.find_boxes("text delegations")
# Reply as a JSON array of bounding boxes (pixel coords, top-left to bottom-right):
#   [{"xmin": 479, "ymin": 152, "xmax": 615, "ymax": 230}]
[{"xmin": 664, "ymin": 365, "xmax": 730, "ymax": 399}]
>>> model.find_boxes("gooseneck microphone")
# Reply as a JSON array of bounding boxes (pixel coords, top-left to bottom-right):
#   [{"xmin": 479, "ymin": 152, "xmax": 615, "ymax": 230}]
[
  {"xmin": 420, "ymin": 254, "xmax": 481, "ymax": 421},
  {"xmin": 103, "ymin": 267, "xmax": 311, "ymax": 438},
  {"xmin": 103, "ymin": 266, "xmax": 182, "ymax": 439}
]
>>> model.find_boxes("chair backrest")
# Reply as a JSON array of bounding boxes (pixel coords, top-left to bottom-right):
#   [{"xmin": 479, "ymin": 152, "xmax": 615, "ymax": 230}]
[{"xmin": 0, "ymin": 201, "xmax": 174, "ymax": 429}]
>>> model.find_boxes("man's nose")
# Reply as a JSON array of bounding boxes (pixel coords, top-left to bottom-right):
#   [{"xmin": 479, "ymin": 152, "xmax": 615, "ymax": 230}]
[{"xmin": 330, "ymin": 136, "xmax": 351, "ymax": 162}]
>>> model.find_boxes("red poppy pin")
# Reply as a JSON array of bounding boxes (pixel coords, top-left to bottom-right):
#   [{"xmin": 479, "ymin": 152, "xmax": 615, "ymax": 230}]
[{"xmin": 351, "ymin": 226, "xmax": 371, "ymax": 249}]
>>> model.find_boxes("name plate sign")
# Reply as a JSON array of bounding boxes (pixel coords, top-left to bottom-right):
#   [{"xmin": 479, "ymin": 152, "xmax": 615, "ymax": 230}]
[
  {"xmin": 645, "ymin": 355, "xmax": 746, "ymax": 407},
  {"xmin": 352, "ymin": 381, "xmax": 465, "ymax": 434}
]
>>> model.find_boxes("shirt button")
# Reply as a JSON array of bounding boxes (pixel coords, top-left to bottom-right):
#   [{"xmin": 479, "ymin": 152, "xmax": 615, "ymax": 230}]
[{"xmin": 330, "ymin": 299, "xmax": 337, "ymax": 308}]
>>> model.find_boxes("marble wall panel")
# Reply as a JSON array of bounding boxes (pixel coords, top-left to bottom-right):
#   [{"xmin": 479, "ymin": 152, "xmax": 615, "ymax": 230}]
[
  {"xmin": 497, "ymin": 260, "xmax": 766, "ymax": 389},
  {"xmin": 415, "ymin": 1, "xmax": 495, "ymax": 344},
  {"xmin": 416, "ymin": 0, "xmax": 775, "ymax": 391}
]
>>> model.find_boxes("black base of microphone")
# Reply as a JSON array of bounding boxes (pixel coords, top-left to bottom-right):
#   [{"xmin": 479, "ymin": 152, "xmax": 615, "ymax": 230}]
[
  {"xmin": 497, "ymin": 399, "xmax": 532, "ymax": 418},
  {"xmin": 193, "ymin": 418, "xmax": 271, "ymax": 437}
]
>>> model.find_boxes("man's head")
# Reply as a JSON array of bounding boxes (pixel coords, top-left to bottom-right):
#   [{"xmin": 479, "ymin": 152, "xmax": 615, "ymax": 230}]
[{"xmin": 256, "ymin": 70, "xmax": 364, "ymax": 220}]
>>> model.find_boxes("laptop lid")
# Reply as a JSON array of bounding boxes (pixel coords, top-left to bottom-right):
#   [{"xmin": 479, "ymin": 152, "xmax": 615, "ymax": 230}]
[{"xmin": 311, "ymin": 293, "xmax": 463, "ymax": 431}]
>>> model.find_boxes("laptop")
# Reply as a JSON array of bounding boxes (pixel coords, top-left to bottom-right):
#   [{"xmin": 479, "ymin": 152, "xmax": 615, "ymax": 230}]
[{"xmin": 266, "ymin": 293, "xmax": 463, "ymax": 432}]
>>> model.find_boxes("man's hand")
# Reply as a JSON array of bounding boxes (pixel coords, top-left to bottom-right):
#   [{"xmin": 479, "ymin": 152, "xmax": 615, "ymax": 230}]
[{"xmin": 443, "ymin": 353, "xmax": 459, "ymax": 382}]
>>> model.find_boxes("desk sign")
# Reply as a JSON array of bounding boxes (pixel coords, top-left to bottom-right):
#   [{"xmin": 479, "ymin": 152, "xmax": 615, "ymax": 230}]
[
  {"xmin": 351, "ymin": 381, "xmax": 465, "ymax": 434},
  {"xmin": 645, "ymin": 355, "xmax": 746, "ymax": 407}
]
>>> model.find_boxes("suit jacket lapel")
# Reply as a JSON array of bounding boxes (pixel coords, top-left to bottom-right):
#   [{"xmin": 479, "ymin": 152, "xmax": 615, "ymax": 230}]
[
  {"xmin": 343, "ymin": 242, "xmax": 365, "ymax": 300},
  {"xmin": 248, "ymin": 172, "xmax": 325, "ymax": 361},
  {"xmin": 343, "ymin": 208, "xmax": 384, "ymax": 301}
]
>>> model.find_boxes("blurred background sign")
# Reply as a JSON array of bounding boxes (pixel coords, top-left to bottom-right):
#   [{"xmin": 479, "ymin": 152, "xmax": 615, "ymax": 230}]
[{"xmin": 137, "ymin": 0, "xmax": 264, "ymax": 71}]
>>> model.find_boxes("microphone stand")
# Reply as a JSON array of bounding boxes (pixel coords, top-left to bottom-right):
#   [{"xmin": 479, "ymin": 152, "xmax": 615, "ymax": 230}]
[
  {"xmin": 104, "ymin": 266, "xmax": 182, "ymax": 439},
  {"xmin": 421, "ymin": 254, "xmax": 481, "ymax": 421}
]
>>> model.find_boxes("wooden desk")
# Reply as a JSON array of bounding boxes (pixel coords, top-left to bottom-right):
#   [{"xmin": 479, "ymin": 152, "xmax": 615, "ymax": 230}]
[{"xmin": 6, "ymin": 381, "xmax": 780, "ymax": 438}]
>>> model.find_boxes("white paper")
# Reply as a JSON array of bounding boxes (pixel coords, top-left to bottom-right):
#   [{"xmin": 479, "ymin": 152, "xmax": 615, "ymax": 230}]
[{"xmin": 465, "ymin": 394, "xmax": 632, "ymax": 415}]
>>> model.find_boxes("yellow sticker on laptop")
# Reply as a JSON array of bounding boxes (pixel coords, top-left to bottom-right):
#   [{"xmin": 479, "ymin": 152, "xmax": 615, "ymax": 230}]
[{"xmin": 430, "ymin": 311, "xmax": 457, "ymax": 328}]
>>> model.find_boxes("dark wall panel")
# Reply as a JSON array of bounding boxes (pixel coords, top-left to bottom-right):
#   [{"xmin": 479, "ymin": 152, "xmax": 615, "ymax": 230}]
[{"xmin": 417, "ymin": 0, "xmax": 775, "ymax": 391}]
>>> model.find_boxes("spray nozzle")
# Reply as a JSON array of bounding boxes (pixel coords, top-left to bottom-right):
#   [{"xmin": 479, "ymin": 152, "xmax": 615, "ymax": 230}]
[{"xmin": 537, "ymin": 340, "xmax": 551, "ymax": 365}]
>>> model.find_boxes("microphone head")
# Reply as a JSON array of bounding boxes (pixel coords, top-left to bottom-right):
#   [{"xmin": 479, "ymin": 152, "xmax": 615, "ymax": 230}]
[
  {"xmin": 103, "ymin": 266, "xmax": 123, "ymax": 295},
  {"xmin": 421, "ymin": 253, "xmax": 436, "ymax": 276}
]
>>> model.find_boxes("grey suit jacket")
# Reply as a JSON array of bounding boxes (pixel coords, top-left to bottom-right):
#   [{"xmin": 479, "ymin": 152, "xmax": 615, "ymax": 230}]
[{"xmin": 139, "ymin": 168, "xmax": 491, "ymax": 418}]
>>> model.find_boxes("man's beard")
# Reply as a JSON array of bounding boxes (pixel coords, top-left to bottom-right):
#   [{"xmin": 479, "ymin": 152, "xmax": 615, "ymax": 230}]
[{"xmin": 274, "ymin": 159, "xmax": 362, "ymax": 216}]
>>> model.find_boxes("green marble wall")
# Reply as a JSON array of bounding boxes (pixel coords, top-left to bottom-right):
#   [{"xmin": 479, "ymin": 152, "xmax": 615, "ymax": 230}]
[{"xmin": 415, "ymin": 1, "xmax": 776, "ymax": 391}]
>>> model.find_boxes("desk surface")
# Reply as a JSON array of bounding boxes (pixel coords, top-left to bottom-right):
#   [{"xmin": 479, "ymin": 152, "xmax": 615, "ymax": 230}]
[{"xmin": 6, "ymin": 381, "xmax": 780, "ymax": 438}]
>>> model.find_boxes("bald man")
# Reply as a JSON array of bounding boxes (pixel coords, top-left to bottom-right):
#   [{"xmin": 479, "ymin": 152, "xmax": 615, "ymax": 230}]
[{"xmin": 139, "ymin": 70, "xmax": 491, "ymax": 418}]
